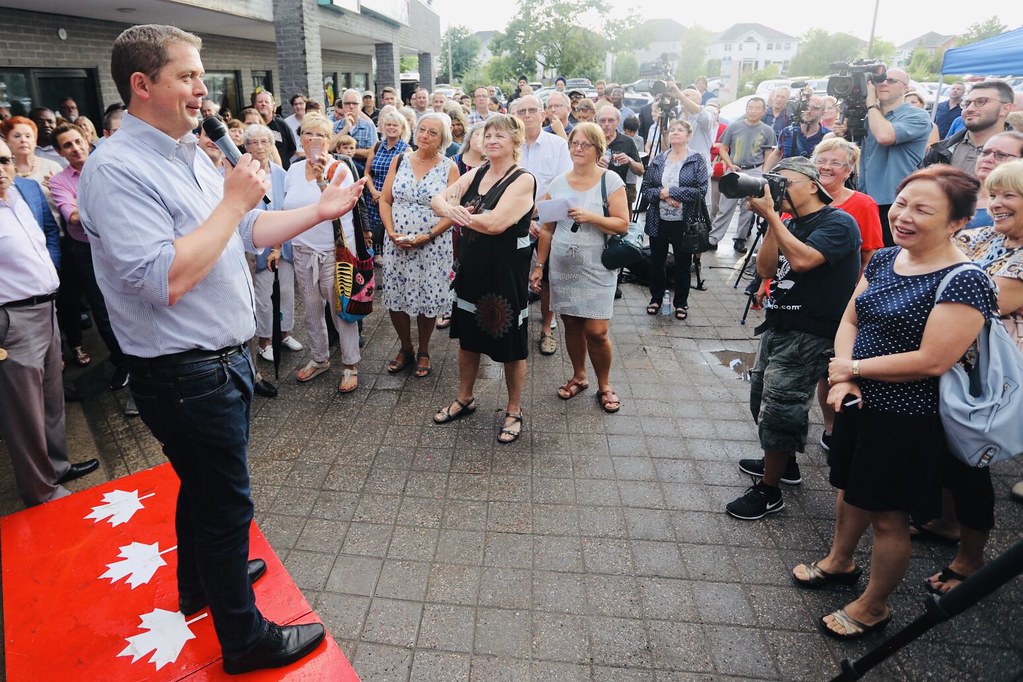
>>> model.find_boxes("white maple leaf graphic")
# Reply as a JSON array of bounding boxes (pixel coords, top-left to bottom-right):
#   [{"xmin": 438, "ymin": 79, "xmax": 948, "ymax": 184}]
[
  {"xmin": 119, "ymin": 608, "xmax": 208, "ymax": 670},
  {"xmin": 100, "ymin": 541, "xmax": 177, "ymax": 589},
  {"xmin": 84, "ymin": 489, "xmax": 156, "ymax": 527}
]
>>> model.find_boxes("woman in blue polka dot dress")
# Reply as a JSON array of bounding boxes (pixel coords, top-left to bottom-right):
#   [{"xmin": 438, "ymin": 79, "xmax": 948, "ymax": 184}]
[{"xmin": 791, "ymin": 166, "xmax": 995, "ymax": 640}]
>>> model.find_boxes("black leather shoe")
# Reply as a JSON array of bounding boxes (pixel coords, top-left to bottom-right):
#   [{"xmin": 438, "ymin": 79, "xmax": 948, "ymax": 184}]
[
  {"xmin": 180, "ymin": 558, "xmax": 268, "ymax": 616},
  {"xmin": 56, "ymin": 458, "xmax": 99, "ymax": 484},
  {"xmin": 108, "ymin": 364, "xmax": 130, "ymax": 391},
  {"xmin": 223, "ymin": 621, "xmax": 326, "ymax": 675},
  {"xmin": 254, "ymin": 379, "xmax": 278, "ymax": 398}
]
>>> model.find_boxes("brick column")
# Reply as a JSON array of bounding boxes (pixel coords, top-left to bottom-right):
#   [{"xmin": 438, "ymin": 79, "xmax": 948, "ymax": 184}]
[
  {"xmin": 418, "ymin": 52, "xmax": 434, "ymax": 90},
  {"xmin": 272, "ymin": 0, "xmax": 323, "ymax": 116},
  {"xmin": 375, "ymin": 42, "xmax": 400, "ymax": 95}
]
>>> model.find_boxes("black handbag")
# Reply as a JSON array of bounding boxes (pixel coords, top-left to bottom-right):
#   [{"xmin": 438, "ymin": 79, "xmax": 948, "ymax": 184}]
[
  {"xmin": 599, "ymin": 173, "xmax": 642, "ymax": 270},
  {"xmin": 678, "ymin": 194, "xmax": 712, "ymax": 255}
]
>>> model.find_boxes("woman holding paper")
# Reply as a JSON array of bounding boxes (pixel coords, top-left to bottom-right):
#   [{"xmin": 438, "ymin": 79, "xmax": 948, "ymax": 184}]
[
  {"xmin": 639, "ymin": 119, "xmax": 709, "ymax": 320},
  {"xmin": 530, "ymin": 122, "xmax": 630, "ymax": 413}
]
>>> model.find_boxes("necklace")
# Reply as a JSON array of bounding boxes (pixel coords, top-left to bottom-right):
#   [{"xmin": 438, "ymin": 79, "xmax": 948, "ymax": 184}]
[
  {"xmin": 17, "ymin": 157, "xmax": 36, "ymax": 178},
  {"xmin": 414, "ymin": 150, "xmax": 439, "ymax": 162}
]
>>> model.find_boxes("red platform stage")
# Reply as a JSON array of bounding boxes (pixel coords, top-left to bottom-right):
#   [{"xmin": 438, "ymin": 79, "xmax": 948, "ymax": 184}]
[{"xmin": 2, "ymin": 463, "xmax": 359, "ymax": 681}]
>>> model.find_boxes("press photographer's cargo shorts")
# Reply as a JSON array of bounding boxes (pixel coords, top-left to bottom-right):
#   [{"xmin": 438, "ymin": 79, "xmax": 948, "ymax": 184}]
[{"xmin": 749, "ymin": 327, "xmax": 833, "ymax": 453}]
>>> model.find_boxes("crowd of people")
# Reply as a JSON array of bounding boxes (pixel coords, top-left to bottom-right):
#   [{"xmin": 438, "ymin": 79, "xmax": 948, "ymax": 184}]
[{"xmin": 2, "ymin": 25, "xmax": 1022, "ymax": 672}]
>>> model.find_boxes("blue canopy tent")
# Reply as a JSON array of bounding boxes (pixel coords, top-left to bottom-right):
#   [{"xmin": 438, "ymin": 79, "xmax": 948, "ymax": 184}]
[{"xmin": 931, "ymin": 27, "xmax": 1023, "ymax": 122}]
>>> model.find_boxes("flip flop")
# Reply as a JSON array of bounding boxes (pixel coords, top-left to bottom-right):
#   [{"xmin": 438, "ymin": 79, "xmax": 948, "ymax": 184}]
[
  {"xmin": 387, "ymin": 348, "xmax": 415, "ymax": 374},
  {"xmin": 434, "ymin": 397, "xmax": 476, "ymax": 424},
  {"xmin": 674, "ymin": 307, "xmax": 688, "ymax": 320},
  {"xmin": 337, "ymin": 368, "xmax": 358, "ymax": 394},
  {"xmin": 597, "ymin": 389, "xmax": 621, "ymax": 413},
  {"xmin": 414, "ymin": 352, "xmax": 432, "ymax": 378},
  {"xmin": 910, "ymin": 522, "xmax": 960, "ymax": 545},
  {"xmin": 819, "ymin": 608, "xmax": 892, "ymax": 640},
  {"xmin": 924, "ymin": 565, "xmax": 969, "ymax": 595},
  {"xmin": 646, "ymin": 301, "xmax": 660, "ymax": 315},
  {"xmin": 557, "ymin": 378, "xmax": 590, "ymax": 400},
  {"xmin": 497, "ymin": 412, "xmax": 523, "ymax": 444},
  {"xmin": 792, "ymin": 561, "xmax": 863, "ymax": 589}
]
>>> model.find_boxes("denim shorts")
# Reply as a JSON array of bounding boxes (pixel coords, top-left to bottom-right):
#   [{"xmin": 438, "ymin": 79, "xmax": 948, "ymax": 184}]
[{"xmin": 749, "ymin": 327, "xmax": 833, "ymax": 453}]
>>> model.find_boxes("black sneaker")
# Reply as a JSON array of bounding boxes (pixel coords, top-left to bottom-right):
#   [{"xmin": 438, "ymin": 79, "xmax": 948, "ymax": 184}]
[
  {"xmin": 738, "ymin": 457, "xmax": 802, "ymax": 485},
  {"xmin": 733, "ymin": 239, "xmax": 747, "ymax": 253},
  {"xmin": 108, "ymin": 365, "xmax": 130, "ymax": 391},
  {"xmin": 820, "ymin": 431, "xmax": 832, "ymax": 451},
  {"xmin": 726, "ymin": 482, "xmax": 784, "ymax": 520}
]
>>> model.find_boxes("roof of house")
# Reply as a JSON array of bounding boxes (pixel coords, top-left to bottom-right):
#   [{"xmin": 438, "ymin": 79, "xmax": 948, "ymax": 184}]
[
  {"xmin": 640, "ymin": 18, "xmax": 689, "ymax": 43},
  {"xmin": 713, "ymin": 23, "xmax": 797, "ymax": 43},
  {"xmin": 897, "ymin": 31, "xmax": 956, "ymax": 51}
]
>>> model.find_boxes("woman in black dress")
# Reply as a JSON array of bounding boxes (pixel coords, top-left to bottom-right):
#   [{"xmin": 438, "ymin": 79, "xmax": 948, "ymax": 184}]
[{"xmin": 431, "ymin": 114, "xmax": 536, "ymax": 443}]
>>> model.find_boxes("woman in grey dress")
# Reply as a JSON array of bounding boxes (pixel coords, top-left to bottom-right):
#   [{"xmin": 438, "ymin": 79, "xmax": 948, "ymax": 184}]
[{"xmin": 530, "ymin": 122, "xmax": 630, "ymax": 412}]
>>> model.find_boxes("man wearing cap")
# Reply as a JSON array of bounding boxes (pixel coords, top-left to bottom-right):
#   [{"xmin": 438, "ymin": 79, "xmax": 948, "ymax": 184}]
[
  {"xmin": 554, "ymin": 76, "xmax": 567, "ymax": 92},
  {"xmin": 361, "ymin": 91, "xmax": 379, "ymax": 125},
  {"xmin": 725, "ymin": 157, "xmax": 861, "ymax": 521}
]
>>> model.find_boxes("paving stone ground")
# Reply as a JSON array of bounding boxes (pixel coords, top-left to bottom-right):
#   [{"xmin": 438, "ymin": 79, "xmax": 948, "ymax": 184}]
[{"xmin": 2, "ymin": 243, "xmax": 1021, "ymax": 681}]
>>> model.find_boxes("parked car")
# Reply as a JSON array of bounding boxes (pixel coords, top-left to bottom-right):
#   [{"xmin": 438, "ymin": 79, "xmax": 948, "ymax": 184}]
[
  {"xmin": 624, "ymin": 78, "xmax": 657, "ymax": 94},
  {"xmin": 623, "ymin": 92, "xmax": 653, "ymax": 112},
  {"xmin": 566, "ymin": 78, "xmax": 592, "ymax": 89}
]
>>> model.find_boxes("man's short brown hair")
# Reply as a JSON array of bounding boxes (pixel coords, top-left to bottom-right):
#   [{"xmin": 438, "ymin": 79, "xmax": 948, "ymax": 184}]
[{"xmin": 111, "ymin": 24, "xmax": 202, "ymax": 106}]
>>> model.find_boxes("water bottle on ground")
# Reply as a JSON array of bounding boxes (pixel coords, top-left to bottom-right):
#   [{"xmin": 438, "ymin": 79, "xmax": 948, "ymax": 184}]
[{"xmin": 661, "ymin": 291, "xmax": 671, "ymax": 315}]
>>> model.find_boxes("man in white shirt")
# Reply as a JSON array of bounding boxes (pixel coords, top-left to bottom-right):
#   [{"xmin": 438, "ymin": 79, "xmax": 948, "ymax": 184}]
[
  {"xmin": 284, "ymin": 93, "xmax": 306, "ymax": 140},
  {"xmin": 513, "ymin": 96, "xmax": 572, "ymax": 356}
]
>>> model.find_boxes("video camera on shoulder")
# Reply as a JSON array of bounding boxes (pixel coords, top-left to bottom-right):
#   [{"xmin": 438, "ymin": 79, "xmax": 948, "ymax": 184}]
[
  {"xmin": 785, "ymin": 81, "xmax": 812, "ymax": 121},
  {"xmin": 650, "ymin": 53, "xmax": 680, "ymax": 112},
  {"xmin": 827, "ymin": 60, "xmax": 887, "ymax": 142},
  {"xmin": 719, "ymin": 172, "xmax": 789, "ymax": 212}
]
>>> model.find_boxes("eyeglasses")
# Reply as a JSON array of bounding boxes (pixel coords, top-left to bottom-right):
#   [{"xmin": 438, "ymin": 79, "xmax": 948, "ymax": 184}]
[
  {"xmin": 517, "ymin": 108, "xmax": 540, "ymax": 115},
  {"xmin": 342, "ymin": 101, "xmax": 360, "ymax": 107},
  {"xmin": 569, "ymin": 141, "xmax": 595, "ymax": 150},
  {"xmin": 0, "ymin": 156, "xmax": 12, "ymax": 165},
  {"xmin": 596, "ymin": 118, "xmax": 618, "ymax": 124},
  {"xmin": 245, "ymin": 139, "xmax": 271, "ymax": 146},
  {"xmin": 815, "ymin": 160, "xmax": 848, "ymax": 169},
  {"xmin": 883, "ymin": 78, "xmax": 907, "ymax": 86},
  {"xmin": 978, "ymin": 148, "xmax": 1021, "ymax": 162},
  {"xmin": 964, "ymin": 96, "xmax": 1007, "ymax": 109}
]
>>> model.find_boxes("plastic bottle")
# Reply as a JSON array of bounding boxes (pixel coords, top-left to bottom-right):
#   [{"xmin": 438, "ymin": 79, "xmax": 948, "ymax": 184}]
[{"xmin": 661, "ymin": 291, "xmax": 671, "ymax": 315}]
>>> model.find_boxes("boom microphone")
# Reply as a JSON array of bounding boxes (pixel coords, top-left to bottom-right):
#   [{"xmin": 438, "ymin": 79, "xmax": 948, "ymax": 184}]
[{"xmin": 200, "ymin": 117, "xmax": 270, "ymax": 204}]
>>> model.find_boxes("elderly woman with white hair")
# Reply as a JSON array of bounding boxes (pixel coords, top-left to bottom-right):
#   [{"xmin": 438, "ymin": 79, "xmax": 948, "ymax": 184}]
[
  {"xmin": 379, "ymin": 112, "xmax": 459, "ymax": 378},
  {"xmin": 366, "ymin": 107, "xmax": 411, "ymax": 260},
  {"xmin": 243, "ymin": 123, "xmax": 302, "ymax": 362}
]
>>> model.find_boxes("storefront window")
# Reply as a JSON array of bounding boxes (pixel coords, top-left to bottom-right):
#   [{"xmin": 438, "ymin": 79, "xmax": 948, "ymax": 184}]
[{"xmin": 205, "ymin": 71, "xmax": 241, "ymax": 118}]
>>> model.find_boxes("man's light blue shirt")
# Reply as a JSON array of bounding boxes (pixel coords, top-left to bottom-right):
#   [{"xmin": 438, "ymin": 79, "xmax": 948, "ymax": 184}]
[
  {"xmin": 79, "ymin": 112, "xmax": 260, "ymax": 358},
  {"xmin": 859, "ymin": 103, "xmax": 932, "ymax": 206}
]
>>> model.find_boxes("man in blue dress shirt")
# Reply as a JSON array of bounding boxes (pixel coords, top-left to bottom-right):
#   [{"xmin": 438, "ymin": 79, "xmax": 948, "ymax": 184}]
[{"xmin": 79, "ymin": 24, "xmax": 365, "ymax": 675}]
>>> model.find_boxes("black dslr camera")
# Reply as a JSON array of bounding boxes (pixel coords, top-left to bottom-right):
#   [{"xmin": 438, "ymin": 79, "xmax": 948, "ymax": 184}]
[
  {"xmin": 650, "ymin": 53, "xmax": 680, "ymax": 112},
  {"xmin": 827, "ymin": 60, "xmax": 887, "ymax": 142},
  {"xmin": 719, "ymin": 172, "xmax": 790, "ymax": 212}
]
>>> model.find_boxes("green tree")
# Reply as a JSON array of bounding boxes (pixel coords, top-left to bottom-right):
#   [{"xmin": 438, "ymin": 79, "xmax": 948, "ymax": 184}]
[
  {"xmin": 737, "ymin": 64, "xmax": 779, "ymax": 97},
  {"xmin": 957, "ymin": 16, "xmax": 1008, "ymax": 46},
  {"xmin": 865, "ymin": 38, "xmax": 896, "ymax": 63},
  {"xmin": 907, "ymin": 47, "xmax": 944, "ymax": 81},
  {"xmin": 612, "ymin": 54, "xmax": 639, "ymax": 84},
  {"xmin": 439, "ymin": 26, "xmax": 481, "ymax": 84},
  {"xmin": 399, "ymin": 56, "xmax": 418, "ymax": 73},
  {"xmin": 789, "ymin": 29, "xmax": 866, "ymax": 76},
  {"xmin": 489, "ymin": 0, "xmax": 622, "ymax": 80},
  {"xmin": 674, "ymin": 26, "xmax": 712, "ymax": 86}
]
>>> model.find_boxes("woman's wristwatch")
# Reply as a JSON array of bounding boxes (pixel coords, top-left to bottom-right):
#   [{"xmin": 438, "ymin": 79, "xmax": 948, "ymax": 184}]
[{"xmin": 851, "ymin": 360, "xmax": 861, "ymax": 378}]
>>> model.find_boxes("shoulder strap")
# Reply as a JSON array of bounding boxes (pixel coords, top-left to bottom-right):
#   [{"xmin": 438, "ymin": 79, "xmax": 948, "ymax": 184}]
[
  {"xmin": 934, "ymin": 263, "xmax": 994, "ymax": 312},
  {"xmin": 600, "ymin": 172, "xmax": 609, "ymax": 218}
]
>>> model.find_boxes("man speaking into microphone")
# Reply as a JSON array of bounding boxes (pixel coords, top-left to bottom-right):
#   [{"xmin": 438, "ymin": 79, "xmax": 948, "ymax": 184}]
[{"xmin": 79, "ymin": 25, "xmax": 365, "ymax": 674}]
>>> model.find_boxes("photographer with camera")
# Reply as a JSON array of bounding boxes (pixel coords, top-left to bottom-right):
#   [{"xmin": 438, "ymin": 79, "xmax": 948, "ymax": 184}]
[
  {"xmin": 708, "ymin": 97, "xmax": 776, "ymax": 253},
  {"xmin": 725, "ymin": 157, "xmax": 862, "ymax": 520},
  {"xmin": 765, "ymin": 94, "xmax": 830, "ymax": 170},
  {"xmin": 831, "ymin": 68, "xmax": 930, "ymax": 247}
]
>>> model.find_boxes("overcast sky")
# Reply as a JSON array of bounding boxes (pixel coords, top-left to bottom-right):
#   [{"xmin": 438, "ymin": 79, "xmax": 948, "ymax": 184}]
[{"xmin": 429, "ymin": 1, "xmax": 1021, "ymax": 48}]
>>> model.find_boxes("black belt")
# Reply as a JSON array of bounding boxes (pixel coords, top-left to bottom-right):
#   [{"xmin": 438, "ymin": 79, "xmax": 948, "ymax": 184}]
[
  {"xmin": 1, "ymin": 292, "xmax": 58, "ymax": 308},
  {"xmin": 126, "ymin": 345, "xmax": 245, "ymax": 369},
  {"xmin": 737, "ymin": 165, "xmax": 760, "ymax": 171}
]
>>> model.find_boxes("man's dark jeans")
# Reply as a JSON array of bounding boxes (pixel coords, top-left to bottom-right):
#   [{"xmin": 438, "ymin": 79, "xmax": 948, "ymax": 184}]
[
  {"xmin": 127, "ymin": 348, "xmax": 266, "ymax": 656},
  {"xmin": 68, "ymin": 239, "xmax": 125, "ymax": 366}
]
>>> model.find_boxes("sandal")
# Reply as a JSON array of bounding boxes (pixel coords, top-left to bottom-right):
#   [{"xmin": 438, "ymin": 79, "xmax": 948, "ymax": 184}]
[
  {"xmin": 792, "ymin": 561, "xmax": 863, "ymax": 589},
  {"xmin": 819, "ymin": 607, "xmax": 891, "ymax": 640},
  {"xmin": 436, "ymin": 313, "xmax": 451, "ymax": 330},
  {"xmin": 924, "ymin": 565, "xmax": 969, "ymax": 595},
  {"xmin": 337, "ymin": 367, "xmax": 358, "ymax": 394},
  {"xmin": 910, "ymin": 521, "xmax": 959, "ymax": 545},
  {"xmin": 538, "ymin": 332, "xmax": 557, "ymax": 356},
  {"xmin": 73, "ymin": 346, "xmax": 91, "ymax": 366},
  {"xmin": 296, "ymin": 359, "xmax": 330, "ymax": 382},
  {"xmin": 414, "ymin": 352, "xmax": 431, "ymax": 378},
  {"xmin": 557, "ymin": 378, "xmax": 590, "ymax": 400},
  {"xmin": 434, "ymin": 397, "xmax": 477, "ymax": 424},
  {"xmin": 497, "ymin": 412, "xmax": 523, "ymax": 444},
  {"xmin": 597, "ymin": 389, "xmax": 621, "ymax": 413},
  {"xmin": 674, "ymin": 307, "xmax": 688, "ymax": 320},
  {"xmin": 646, "ymin": 300, "xmax": 660, "ymax": 315},
  {"xmin": 387, "ymin": 348, "xmax": 415, "ymax": 374}
]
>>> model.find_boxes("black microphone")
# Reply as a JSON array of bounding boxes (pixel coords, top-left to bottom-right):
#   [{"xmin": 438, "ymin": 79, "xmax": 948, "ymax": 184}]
[{"xmin": 200, "ymin": 117, "xmax": 270, "ymax": 204}]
